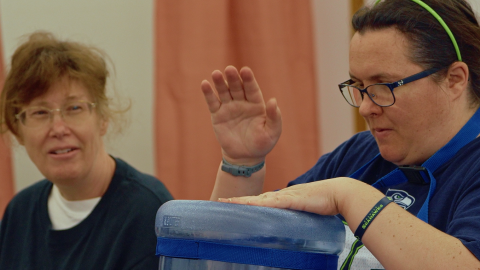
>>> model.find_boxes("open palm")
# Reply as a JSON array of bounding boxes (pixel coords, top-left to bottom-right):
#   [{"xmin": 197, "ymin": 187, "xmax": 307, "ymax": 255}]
[{"xmin": 201, "ymin": 66, "xmax": 282, "ymax": 164}]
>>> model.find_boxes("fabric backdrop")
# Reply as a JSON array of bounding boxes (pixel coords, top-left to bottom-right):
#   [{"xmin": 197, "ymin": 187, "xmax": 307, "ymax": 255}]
[
  {"xmin": 0, "ymin": 24, "xmax": 15, "ymax": 218},
  {"xmin": 154, "ymin": 0, "xmax": 320, "ymax": 199}
]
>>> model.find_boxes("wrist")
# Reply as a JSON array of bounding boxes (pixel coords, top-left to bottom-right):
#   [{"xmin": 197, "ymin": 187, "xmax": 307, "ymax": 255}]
[
  {"xmin": 354, "ymin": 196, "xmax": 393, "ymax": 241},
  {"xmin": 221, "ymin": 158, "xmax": 265, "ymax": 177},
  {"xmin": 221, "ymin": 153, "xmax": 266, "ymax": 167},
  {"xmin": 333, "ymin": 178, "xmax": 361, "ymax": 215},
  {"xmin": 335, "ymin": 178, "xmax": 386, "ymax": 230}
]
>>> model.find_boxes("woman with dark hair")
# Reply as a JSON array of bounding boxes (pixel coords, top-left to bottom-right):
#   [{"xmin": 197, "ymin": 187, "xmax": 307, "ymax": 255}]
[
  {"xmin": 0, "ymin": 32, "xmax": 173, "ymax": 269},
  {"xmin": 201, "ymin": 0, "xmax": 480, "ymax": 268}
]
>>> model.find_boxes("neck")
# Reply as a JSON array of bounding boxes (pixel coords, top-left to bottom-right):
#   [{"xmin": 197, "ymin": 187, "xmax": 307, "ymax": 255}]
[
  {"xmin": 451, "ymin": 104, "xmax": 478, "ymax": 137},
  {"xmin": 422, "ymin": 104, "xmax": 478, "ymax": 163}
]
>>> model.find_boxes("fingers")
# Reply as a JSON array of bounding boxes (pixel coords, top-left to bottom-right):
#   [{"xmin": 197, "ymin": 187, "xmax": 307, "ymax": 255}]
[
  {"xmin": 201, "ymin": 66, "xmax": 248, "ymax": 112},
  {"xmin": 239, "ymin": 66, "xmax": 265, "ymax": 104},
  {"xmin": 204, "ymin": 66, "xmax": 265, "ymax": 105},
  {"xmin": 218, "ymin": 181, "xmax": 343, "ymax": 216},
  {"xmin": 224, "ymin": 66, "xmax": 246, "ymax": 101},
  {"xmin": 200, "ymin": 80, "xmax": 221, "ymax": 113},
  {"xmin": 211, "ymin": 66, "xmax": 247, "ymax": 103},
  {"xmin": 219, "ymin": 191, "xmax": 295, "ymax": 210},
  {"xmin": 211, "ymin": 70, "xmax": 233, "ymax": 103}
]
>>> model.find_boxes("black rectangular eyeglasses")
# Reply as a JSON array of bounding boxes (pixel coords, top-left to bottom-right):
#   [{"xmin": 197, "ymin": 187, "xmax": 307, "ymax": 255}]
[{"xmin": 338, "ymin": 67, "xmax": 442, "ymax": 107}]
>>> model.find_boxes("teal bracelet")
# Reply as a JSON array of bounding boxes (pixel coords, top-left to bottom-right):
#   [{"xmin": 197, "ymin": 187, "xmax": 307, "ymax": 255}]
[
  {"xmin": 354, "ymin": 196, "xmax": 393, "ymax": 241},
  {"xmin": 221, "ymin": 158, "xmax": 265, "ymax": 177}
]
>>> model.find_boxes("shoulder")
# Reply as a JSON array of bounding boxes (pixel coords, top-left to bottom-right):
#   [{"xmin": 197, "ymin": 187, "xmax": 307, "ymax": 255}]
[
  {"xmin": 6, "ymin": 180, "xmax": 51, "ymax": 211},
  {"xmin": 112, "ymin": 157, "xmax": 174, "ymax": 203},
  {"xmin": 432, "ymin": 138, "xmax": 480, "ymax": 257},
  {"xmin": 1, "ymin": 180, "xmax": 50, "ymax": 246},
  {"xmin": 322, "ymin": 131, "xmax": 378, "ymax": 165},
  {"xmin": 289, "ymin": 131, "xmax": 380, "ymax": 185},
  {"xmin": 431, "ymin": 137, "xmax": 480, "ymax": 218},
  {"xmin": 95, "ymin": 158, "xmax": 173, "ymax": 234},
  {"xmin": 325, "ymin": 131, "xmax": 381, "ymax": 172},
  {"xmin": 322, "ymin": 131, "xmax": 378, "ymax": 164},
  {"xmin": 439, "ymin": 137, "xmax": 480, "ymax": 180},
  {"xmin": 434, "ymin": 138, "xmax": 480, "ymax": 201}
]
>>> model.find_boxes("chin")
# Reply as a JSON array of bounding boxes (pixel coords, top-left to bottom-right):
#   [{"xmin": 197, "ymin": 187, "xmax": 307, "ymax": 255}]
[
  {"xmin": 378, "ymin": 147, "xmax": 406, "ymax": 165},
  {"xmin": 42, "ymin": 167, "xmax": 84, "ymax": 184}
]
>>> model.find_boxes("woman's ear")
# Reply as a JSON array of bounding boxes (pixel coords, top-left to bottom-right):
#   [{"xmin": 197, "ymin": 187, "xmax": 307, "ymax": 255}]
[
  {"xmin": 99, "ymin": 117, "xmax": 109, "ymax": 136},
  {"xmin": 446, "ymin": 61, "xmax": 469, "ymax": 101}
]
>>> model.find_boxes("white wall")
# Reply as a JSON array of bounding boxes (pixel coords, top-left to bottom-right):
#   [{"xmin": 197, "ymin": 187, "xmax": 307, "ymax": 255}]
[
  {"xmin": 312, "ymin": 0, "xmax": 353, "ymax": 154},
  {"xmin": 0, "ymin": 0, "xmax": 156, "ymax": 191}
]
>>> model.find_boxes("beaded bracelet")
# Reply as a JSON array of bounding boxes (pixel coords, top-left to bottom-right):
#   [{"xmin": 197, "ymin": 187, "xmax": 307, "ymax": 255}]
[{"xmin": 354, "ymin": 196, "xmax": 393, "ymax": 241}]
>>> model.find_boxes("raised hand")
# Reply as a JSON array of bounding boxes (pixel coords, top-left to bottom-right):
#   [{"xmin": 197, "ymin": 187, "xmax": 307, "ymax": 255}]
[{"xmin": 201, "ymin": 66, "xmax": 282, "ymax": 165}]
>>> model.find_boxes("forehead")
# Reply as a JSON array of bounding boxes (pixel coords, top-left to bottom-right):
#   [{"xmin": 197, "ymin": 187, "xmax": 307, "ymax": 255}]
[
  {"xmin": 27, "ymin": 79, "xmax": 91, "ymax": 106},
  {"xmin": 349, "ymin": 27, "xmax": 418, "ymax": 81}
]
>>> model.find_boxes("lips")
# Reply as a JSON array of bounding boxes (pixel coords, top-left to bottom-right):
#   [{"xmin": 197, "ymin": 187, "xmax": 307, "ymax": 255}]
[
  {"xmin": 48, "ymin": 147, "xmax": 79, "ymax": 155},
  {"xmin": 53, "ymin": 148, "xmax": 73, "ymax": 154},
  {"xmin": 373, "ymin": 128, "xmax": 392, "ymax": 139}
]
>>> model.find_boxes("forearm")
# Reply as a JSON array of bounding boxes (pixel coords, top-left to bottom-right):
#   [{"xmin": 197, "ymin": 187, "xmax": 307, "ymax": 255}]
[
  {"xmin": 210, "ymin": 162, "xmax": 266, "ymax": 200},
  {"xmin": 340, "ymin": 181, "xmax": 480, "ymax": 269},
  {"xmin": 221, "ymin": 176, "xmax": 480, "ymax": 268}
]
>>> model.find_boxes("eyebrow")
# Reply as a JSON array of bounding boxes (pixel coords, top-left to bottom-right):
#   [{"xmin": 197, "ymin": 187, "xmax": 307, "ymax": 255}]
[
  {"xmin": 29, "ymin": 95, "xmax": 86, "ymax": 107},
  {"xmin": 349, "ymin": 72, "xmax": 401, "ymax": 83}
]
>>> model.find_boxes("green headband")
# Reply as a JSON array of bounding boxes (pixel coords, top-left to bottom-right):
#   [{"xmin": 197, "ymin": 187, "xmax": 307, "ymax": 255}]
[{"xmin": 374, "ymin": 0, "xmax": 462, "ymax": 61}]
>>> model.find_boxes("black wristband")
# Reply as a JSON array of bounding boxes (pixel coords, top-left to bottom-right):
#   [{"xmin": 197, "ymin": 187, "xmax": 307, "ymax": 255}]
[{"xmin": 354, "ymin": 196, "xmax": 393, "ymax": 241}]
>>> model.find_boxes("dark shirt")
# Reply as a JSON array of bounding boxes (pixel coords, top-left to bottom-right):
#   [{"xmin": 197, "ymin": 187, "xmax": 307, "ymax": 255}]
[
  {"xmin": 289, "ymin": 131, "xmax": 480, "ymax": 260},
  {"xmin": 0, "ymin": 157, "xmax": 173, "ymax": 270}
]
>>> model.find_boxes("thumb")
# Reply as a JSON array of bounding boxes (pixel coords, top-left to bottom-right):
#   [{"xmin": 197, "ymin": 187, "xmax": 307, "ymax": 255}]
[{"xmin": 265, "ymin": 98, "xmax": 282, "ymax": 134}]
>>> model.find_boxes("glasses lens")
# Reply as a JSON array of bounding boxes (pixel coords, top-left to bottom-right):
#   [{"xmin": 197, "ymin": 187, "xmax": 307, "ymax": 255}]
[
  {"xmin": 63, "ymin": 101, "xmax": 94, "ymax": 125},
  {"xmin": 18, "ymin": 101, "xmax": 94, "ymax": 128},
  {"xmin": 365, "ymin": 84, "xmax": 394, "ymax": 106},
  {"xmin": 22, "ymin": 107, "xmax": 50, "ymax": 128},
  {"xmin": 341, "ymin": 85, "xmax": 363, "ymax": 107}
]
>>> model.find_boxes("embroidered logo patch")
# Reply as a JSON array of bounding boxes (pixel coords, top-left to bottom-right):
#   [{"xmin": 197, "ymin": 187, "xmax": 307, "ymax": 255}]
[{"xmin": 386, "ymin": 189, "xmax": 415, "ymax": 210}]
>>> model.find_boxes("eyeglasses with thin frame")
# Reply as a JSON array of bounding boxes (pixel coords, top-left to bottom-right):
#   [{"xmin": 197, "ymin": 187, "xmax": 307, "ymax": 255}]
[
  {"xmin": 338, "ymin": 67, "xmax": 442, "ymax": 107},
  {"xmin": 15, "ymin": 100, "xmax": 96, "ymax": 128}
]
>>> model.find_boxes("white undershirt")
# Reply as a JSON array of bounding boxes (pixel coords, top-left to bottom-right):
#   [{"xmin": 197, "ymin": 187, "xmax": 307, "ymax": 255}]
[{"xmin": 47, "ymin": 184, "xmax": 101, "ymax": 230}]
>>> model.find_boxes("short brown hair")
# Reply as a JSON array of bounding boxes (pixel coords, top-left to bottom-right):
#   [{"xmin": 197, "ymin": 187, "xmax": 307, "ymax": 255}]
[
  {"xmin": 353, "ymin": 0, "xmax": 480, "ymax": 107},
  {"xmin": 0, "ymin": 31, "xmax": 120, "ymax": 137}
]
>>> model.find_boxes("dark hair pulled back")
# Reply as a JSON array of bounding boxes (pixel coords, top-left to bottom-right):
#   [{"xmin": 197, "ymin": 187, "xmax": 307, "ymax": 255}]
[{"xmin": 353, "ymin": 0, "xmax": 480, "ymax": 106}]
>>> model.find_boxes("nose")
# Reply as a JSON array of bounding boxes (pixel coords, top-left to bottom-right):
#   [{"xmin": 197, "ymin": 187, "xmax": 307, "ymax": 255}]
[
  {"xmin": 358, "ymin": 93, "xmax": 383, "ymax": 118},
  {"xmin": 48, "ymin": 109, "xmax": 70, "ymax": 138},
  {"xmin": 50, "ymin": 109, "xmax": 65, "ymax": 123}
]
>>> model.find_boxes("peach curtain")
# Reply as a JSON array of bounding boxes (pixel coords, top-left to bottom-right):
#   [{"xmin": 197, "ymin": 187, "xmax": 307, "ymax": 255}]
[
  {"xmin": 154, "ymin": 0, "xmax": 319, "ymax": 199},
  {"xmin": 0, "ymin": 26, "xmax": 14, "ymax": 217}
]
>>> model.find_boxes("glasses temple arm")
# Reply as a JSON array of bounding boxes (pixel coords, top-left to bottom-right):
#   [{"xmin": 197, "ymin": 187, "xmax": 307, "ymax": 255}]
[{"xmin": 393, "ymin": 67, "xmax": 442, "ymax": 87}]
